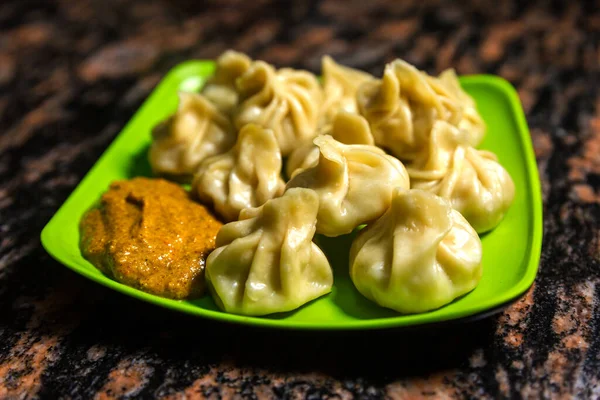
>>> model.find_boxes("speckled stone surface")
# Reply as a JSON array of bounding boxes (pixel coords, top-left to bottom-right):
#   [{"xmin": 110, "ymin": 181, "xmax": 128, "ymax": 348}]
[{"xmin": 1, "ymin": 0, "xmax": 599, "ymax": 398}]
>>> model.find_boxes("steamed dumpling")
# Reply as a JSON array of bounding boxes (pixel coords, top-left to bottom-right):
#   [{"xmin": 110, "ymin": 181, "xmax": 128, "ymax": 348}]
[
  {"xmin": 201, "ymin": 50, "xmax": 252, "ymax": 115},
  {"xmin": 357, "ymin": 59, "xmax": 486, "ymax": 161},
  {"xmin": 357, "ymin": 65, "xmax": 421, "ymax": 160},
  {"xmin": 350, "ymin": 189, "xmax": 482, "ymax": 314},
  {"xmin": 234, "ymin": 61, "xmax": 323, "ymax": 155},
  {"xmin": 286, "ymin": 135, "xmax": 410, "ymax": 237},
  {"xmin": 206, "ymin": 188, "xmax": 333, "ymax": 316},
  {"xmin": 149, "ymin": 92, "xmax": 235, "ymax": 181},
  {"xmin": 391, "ymin": 59, "xmax": 485, "ymax": 148},
  {"xmin": 193, "ymin": 124, "xmax": 285, "ymax": 222},
  {"xmin": 408, "ymin": 121, "xmax": 515, "ymax": 233},
  {"xmin": 286, "ymin": 112, "xmax": 375, "ymax": 179},
  {"xmin": 321, "ymin": 56, "xmax": 374, "ymax": 125}
]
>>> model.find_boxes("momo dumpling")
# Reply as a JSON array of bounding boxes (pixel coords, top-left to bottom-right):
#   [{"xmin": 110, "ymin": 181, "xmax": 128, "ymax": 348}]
[
  {"xmin": 285, "ymin": 112, "xmax": 376, "ymax": 179},
  {"xmin": 408, "ymin": 121, "xmax": 515, "ymax": 233},
  {"xmin": 357, "ymin": 59, "xmax": 486, "ymax": 160},
  {"xmin": 357, "ymin": 66, "xmax": 422, "ymax": 160},
  {"xmin": 357, "ymin": 61, "xmax": 456, "ymax": 160},
  {"xmin": 206, "ymin": 188, "xmax": 333, "ymax": 316},
  {"xmin": 350, "ymin": 189, "xmax": 483, "ymax": 314},
  {"xmin": 389, "ymin": 59, "xmax": 484, "ymax": 146},
  {"xmin": 234, "ymin": 61, "xmax": 323, "ymax": 156},
  {"xmin": 149, "ymin": 92, "xmax": 235, "ymax": 181},
  {"xmin": 201, "ymin": 50, "xmax": 252, "ymax": 114},
  {"xmin": 193, "ymin": 124, "xmax": 285, "ymax": 222},
  {"xmin": 286, "ymin": 135, "xmax": 410, "ymax": 237},
  {"xmin": 321, "ymin": 56, "xmax": 374, "ymax": 126}
]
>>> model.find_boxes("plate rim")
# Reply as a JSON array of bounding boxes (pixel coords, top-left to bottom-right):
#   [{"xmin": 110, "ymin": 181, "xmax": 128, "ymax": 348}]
[{"xmin": 40, "ymin": 60, "xmax": 543, "ymax": 331}]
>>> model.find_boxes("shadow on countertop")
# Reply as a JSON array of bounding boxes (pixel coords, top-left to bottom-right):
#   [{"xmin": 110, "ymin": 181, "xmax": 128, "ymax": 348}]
[{"xmin": 20, "ymin": 255, "xmax": 495, "ymax": 387}]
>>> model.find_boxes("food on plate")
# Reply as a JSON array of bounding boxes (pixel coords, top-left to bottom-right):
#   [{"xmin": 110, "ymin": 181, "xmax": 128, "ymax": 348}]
[
  {"xmin": 286, "ymin": 135, "xmax": 410, "ymax": 237},
  {"xmin": 320, "ymin": 56, "xmax": 374, "ymax": 126},
  {"xmin": 201, "ymin": 50, "xmax": 252, "ymax": 115},
  {"xmin": 79, "ymin": 178, "xmax": 222, "ymax": 299},
  {"xmin": 149, "ymin": 92, "xmax": 235, "ymax": 182},
  {"xmin": 233, "ymin": 60, "xmax": 323, "ymax": 155},
  {"xmin": 407, "ymin": 121, "xmax": 515, "ymax": 233},
  {"xmin": 206, "ymin": 188, "xmax": 333, "ymax": 316},
  {"xmin": 89, "ymin": 52, "xmax": 515, "ymax": 316},
  {"xmin": 357, "ymin": 59, "xmax": 486, "ymax": 161},
  {"xmin": 193, "ymin": 123, "xmax": 285, "ymax": 222},
  {"xmin": 350, "ymin": 189, "xmax": 482, "ymax": 313},
  {"xmin": 357, "ymin": 66, "xmax": 418, "ymax": 159},
  {"xmin": 286, "ymin": 112, "xmax": 375, "ymax": 179}
]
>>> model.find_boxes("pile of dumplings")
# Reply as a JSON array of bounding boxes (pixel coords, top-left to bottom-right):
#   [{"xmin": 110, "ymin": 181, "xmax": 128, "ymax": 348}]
[{"xmin": 149, "ymin": 51, "xmax": 515, "ymax": 316}]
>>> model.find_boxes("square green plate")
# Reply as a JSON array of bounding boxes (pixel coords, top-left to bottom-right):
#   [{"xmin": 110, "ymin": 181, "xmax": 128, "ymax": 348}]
[{"xmin": 41, "ymin": 61, "xmax": 543, "ymax": 330}]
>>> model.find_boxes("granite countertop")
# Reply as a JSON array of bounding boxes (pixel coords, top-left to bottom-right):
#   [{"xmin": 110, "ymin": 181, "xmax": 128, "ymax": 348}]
[{"xmin": 1, "ymin": 0, "xmax": 599, "ymax": 398}]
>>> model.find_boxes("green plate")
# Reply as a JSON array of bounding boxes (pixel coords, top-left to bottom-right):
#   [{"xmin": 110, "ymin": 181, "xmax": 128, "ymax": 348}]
[{"xmin": 41, "ymin": 61, "xmax": 542, "ymax": 330}]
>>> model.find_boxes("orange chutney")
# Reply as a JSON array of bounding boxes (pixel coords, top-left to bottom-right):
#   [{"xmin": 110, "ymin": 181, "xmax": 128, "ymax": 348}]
[{"xmin": 79, "ymin": 177, "xmax": 222, "ymax": 299}]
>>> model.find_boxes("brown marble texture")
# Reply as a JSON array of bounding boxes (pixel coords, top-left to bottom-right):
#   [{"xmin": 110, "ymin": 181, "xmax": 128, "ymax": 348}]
[{"xmin": 0, "ymin": 0, "xmax": 599, "ymax": 398}]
